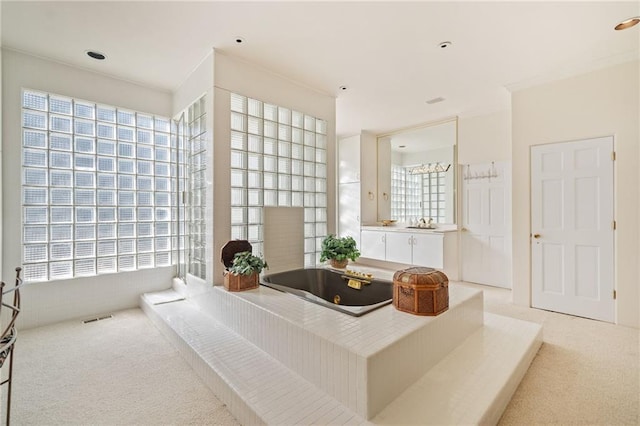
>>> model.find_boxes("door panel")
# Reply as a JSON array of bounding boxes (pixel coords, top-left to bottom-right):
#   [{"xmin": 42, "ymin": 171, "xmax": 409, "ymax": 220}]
[
  {"xmin": 461, "ymin": 162, "xmax": 512, "ymax": 288},
  {"xmin": 360, "ymin": 230, "xmax": 385, "ymax": 261},
  {"xmin": 385, "ymin": 232, "xmax": 412, "ymax": 264},
  {"xmin": 338, "ymin": 182, "xmax": 361, "ymax": 248},
  {"xmin": 531, "ymin": 136, "xmax": 614, "ymax": 322},
  {"xmin": 412, "ymin": 234, "xmax": 444, "ymax": 268}
]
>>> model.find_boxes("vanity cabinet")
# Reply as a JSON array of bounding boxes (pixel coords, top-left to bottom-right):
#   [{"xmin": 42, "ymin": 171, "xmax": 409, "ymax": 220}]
[
  {"xmin": 384, "ymin": 232, "xmax": 413, "ymax": 264},
  {"xmin": 361, "ymin": 229, "xmax": 387, "ymax": 260},
  {"xmin": 359, "ymin": 228, "xmax": 457, "ymax": 279},
  {"xmin": 385, "ymin": 232, "xmax": 444, "ymax": 268}
]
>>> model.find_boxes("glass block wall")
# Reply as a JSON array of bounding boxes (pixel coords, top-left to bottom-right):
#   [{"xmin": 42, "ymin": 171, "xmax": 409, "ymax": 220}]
[
  {"xmin": 186, "ymin": 95, "xmax": 207, "ymax": 279},
  {"xmin": 21, "ymin": 90, "xmax": 176, "ymax": 282},
  {"xmin": 229, "ymin": 93, "xmax": 328, "ymax": 267},
  {"xmin": 422, "ymin": 171, "xmax": 446, "ymax": 223},
  {"xmin": 390, "ymin": 164, "xmax": 421, "ymax": 221}
]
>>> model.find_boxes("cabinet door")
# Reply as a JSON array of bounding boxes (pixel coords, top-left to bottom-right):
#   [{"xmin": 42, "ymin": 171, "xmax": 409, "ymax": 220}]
[
  {"xmin": 338, "ymin": 182, "xmax": 361, "ymax": 248},
  {"xmin": 360, "ymin": 230, "xmax": 386, "ymax": 261},
  {"xmin": 385, "ymin": 232, "xmax": 413, "ymax": 264},
  {"xmin": 338, "ymin": 135, "xmax": 361, "ymax": 183},
  {"xmin": 411, "ymin": 233, "xmax": 444, "ymax": 268}
]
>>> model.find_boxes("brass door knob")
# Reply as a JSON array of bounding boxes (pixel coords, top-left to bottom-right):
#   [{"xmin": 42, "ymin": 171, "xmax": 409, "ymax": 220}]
[{"xmin": 533, "ymin": 234, "xmax": 541, "ymax": 239}]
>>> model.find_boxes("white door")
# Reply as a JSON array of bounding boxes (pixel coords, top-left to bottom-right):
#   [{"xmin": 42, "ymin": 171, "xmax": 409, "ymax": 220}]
[
  {"xmin": 461, "ymin": 162, "xmax": 512, "ymax": 288},
  {"xmin": 531, "ymin": 137, "xmax": 614, "ymax": 322}
]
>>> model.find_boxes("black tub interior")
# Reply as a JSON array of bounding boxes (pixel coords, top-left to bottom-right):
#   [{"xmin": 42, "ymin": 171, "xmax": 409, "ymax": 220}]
[{"xmin": 261, "ymin": 268, "xmax": 393, "ymax": 316}]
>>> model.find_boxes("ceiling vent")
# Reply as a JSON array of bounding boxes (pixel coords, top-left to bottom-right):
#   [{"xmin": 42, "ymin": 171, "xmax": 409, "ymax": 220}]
[{"xmin": 426, "ymin": 97, "xmax": 445, "ymax": 105}]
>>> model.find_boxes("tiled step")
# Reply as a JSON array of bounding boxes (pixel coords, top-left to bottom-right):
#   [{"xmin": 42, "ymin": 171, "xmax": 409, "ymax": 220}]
[
  {"xmin": 370, "ymin": 313, "xmax": 542, "ymax": 425},
  {"xmin": 142, "ymin": 289, "xmax": 541, "ymax": 425},
  {"xmin": 141, "ymin": 294, "xmax": 362, "ymax": 426},
  {"xmin": 191, "ymin": 284, "xmax": 484, "ymax": 418}
]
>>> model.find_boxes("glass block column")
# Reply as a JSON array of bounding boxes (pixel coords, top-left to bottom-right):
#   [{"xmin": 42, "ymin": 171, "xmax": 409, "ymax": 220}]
[{"xmin": 229, "ymin": 93, "xmax": 328, "ymax": 267}]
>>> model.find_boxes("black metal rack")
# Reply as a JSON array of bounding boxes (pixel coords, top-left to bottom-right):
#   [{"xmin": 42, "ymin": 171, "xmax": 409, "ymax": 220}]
[{"xmin": 1, "ymin": 268, "xmax": 24, "ymax": 426}]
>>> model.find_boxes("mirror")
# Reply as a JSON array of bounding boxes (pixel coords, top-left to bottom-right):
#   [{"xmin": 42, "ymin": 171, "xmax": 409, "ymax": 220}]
[{"xmin": 377, "ymin": 118, "xmax": 457, "ymax": 225}]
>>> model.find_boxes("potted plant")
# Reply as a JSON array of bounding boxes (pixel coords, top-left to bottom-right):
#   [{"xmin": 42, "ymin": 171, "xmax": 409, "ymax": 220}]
[
  {"xmin": 225, "ymin": 251, "xmax": 268, "ymax": 292},
  {"xmin": 320, "ymin": 234, "xmax": 361, "ymax": 269}
]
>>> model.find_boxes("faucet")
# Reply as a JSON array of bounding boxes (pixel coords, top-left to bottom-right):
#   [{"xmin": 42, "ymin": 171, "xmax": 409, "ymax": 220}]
[{"xmin": 419, "ymin": 218, "xmax": 434, "ymax": 229}]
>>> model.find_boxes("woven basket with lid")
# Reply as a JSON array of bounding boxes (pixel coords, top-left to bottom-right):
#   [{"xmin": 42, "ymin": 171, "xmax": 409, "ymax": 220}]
[{"xmin": 392, "ymin": 267, "xmax": 449, "ymax": 316}]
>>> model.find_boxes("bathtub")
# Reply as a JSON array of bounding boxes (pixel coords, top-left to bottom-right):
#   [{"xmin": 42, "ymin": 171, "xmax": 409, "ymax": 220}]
[{"xmin": 261, "ymin": 268, "xmax": 393, "ymax": 316}]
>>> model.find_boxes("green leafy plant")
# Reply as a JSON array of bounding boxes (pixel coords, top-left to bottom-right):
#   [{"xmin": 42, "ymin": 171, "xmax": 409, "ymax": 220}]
[
  {"xmin": 319, "ymin": 234, "xmax": 361, "ymax": 262},
  {"xmin": 228, "ymin": 251, "xmax": 268, "ymax": 276}
]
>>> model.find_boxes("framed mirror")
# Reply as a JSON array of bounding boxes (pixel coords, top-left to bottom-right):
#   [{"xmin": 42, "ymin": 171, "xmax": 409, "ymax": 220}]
[{"xmin": 377, "ymin": 118, "xmax": 457, "ymax": 225}]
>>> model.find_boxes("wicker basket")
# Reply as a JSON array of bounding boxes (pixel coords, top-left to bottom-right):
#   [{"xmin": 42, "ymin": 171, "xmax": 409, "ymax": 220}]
[
  {"xmin": 392, "ymin": 267, "xmax": 449, "ymax": 316},
  {"xmin": 221, "ymin": 240, "xmax": 259, "ymax": 292},
  {"xmin": 224, "ymin": 272, "xmax": 259, "ymax": 292}
]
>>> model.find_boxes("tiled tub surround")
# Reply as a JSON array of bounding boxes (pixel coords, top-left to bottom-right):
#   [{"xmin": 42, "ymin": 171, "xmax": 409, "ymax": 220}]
[
  {"xmin": 191, "ymin": 284, "xmax": 483, "ymax": 419},
  {"xmin": 141, "ymin": 268, "xmax": 543, "ymax": 425}
]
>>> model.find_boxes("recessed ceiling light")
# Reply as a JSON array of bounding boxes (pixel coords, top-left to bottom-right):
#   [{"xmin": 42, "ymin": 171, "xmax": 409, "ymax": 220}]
[
  {"xmin": 339, "ymin": 86, "xmax": 348, "ymax": 91},
  {"xmin": 438, "ymin": 41, "xmax": 452, "ymax": 49},
  {"xmin": 615, "ymin": 17, "xmax": 640, "ymax": 30},
  {"xmin": 234, "ymin": 37, "xmax": 245, "ymax": 44},
  {"xmin": 86, "ymin": 50, "xmax": 106, "ymax": 60},
  {"xmin": 426, "ymin": 97, "xmax": 445, "ymax": 104}
]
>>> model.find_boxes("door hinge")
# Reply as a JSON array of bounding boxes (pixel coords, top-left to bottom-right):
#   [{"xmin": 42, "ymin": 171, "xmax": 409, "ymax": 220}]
[
  {"xmin": 613, "ymin": 290, "xmax": 617, "ymax": 300},
  {"xmin": 612, "ymin": 151, "xmax": 616, "ymax": 161},
  {"xmin": 612, "ymin": 220, "xmax": 617, "ymax": 230}
]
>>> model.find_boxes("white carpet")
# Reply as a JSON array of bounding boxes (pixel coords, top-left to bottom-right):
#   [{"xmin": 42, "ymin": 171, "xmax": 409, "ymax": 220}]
[
  {"xmin": 460, "ymin": 283, "xmax": 640, "ymax": 426},
  {"xmin": 2, "ymin": 308, "xmax": 240, "ymax": 426},
  {"xmin": 2, "ymin": 285, "xmax": 639, "ymax": 425}
]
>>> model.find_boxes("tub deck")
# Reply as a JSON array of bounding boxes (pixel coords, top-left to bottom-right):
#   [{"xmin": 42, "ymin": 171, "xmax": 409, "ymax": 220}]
[{"xmin": 141, "ymin": 275, "xmax": 541, "ymax": 424}]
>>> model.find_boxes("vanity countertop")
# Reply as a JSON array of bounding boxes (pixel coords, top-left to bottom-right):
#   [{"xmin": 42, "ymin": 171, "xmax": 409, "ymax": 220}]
[{"xmin": 361, "ymin": 225, "xmax": 458, "ymax": 233}]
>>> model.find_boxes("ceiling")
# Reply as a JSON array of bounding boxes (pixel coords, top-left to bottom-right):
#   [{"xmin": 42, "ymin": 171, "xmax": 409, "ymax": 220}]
[
  {"xmin": 2, "ymin": 1, "xmax": 638, "ymax": 137},
  {"xmin": 388, "ymin": 120, "xmax": 456, "ymax": 154}
]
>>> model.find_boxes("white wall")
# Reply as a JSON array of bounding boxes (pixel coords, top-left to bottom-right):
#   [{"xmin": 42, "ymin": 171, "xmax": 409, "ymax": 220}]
[
  {"xmin": 212, "ymin": 51, "xmax": 336, "ymax": 284},
  {"xmin": 173, "ymin": 51, "xmax": 213, "ymax": 115},
  {"xmin": 458, "ymin": 110, "xmax": 511, "ymax": 165},
  {"xmin": 2, "ymin": 49, "xmax": 175, "ymax": 329},
  {"xmin": 512, "ymin": 60, "xmax": 639, "ymax": 328}
]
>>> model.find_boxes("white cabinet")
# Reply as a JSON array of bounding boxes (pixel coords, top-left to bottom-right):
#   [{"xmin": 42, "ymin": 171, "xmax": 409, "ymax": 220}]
[
  {"xmin": 338, "ymin": 135, "xmax": 361, "ymax": 184},
  {"xmin": 410, "ymin": 233, "xmax": 444, "ymax": 268},
  {"xmin": 359, "ymin": 228, "xmax": 455, "ymax": 277},
  {"xmin": 361, "ymin": 230, "xmax": 386, "ymax": 260},
  {"xmin": 338, "ymin": 132, "xmax": 377, "ymax": 245},
  {"xmin": 384, "ymin": 231, "xmax": 444, "ymax": 268},
  {"xmin": 339, "ymin": 182, "xmax": 361, "ymax": 246},
  {"xmin": 384, "ymin": 232, "xmax": 413, "ymax": 264}
]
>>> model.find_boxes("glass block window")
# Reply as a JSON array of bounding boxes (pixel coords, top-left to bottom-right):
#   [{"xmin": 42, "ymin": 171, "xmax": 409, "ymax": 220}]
[
  {"xmin": 230, "ymin": 93, "xmax": 328, "ymax": 267},
  {"xmin": 186, "ymin": 95, "xmax": 207, "ymax": 279},
  {"xmin": 391, "ymin": 165, "xmax": 446, "ymax": 223},
  {"xmin": 422, "ymin": 171, "xmax": 446, "ymax": 223},
  {"xmin": 21, "ymin": 90, "xmax": 176, "ymax": 282},
  {"xmin": 390, "ymin": 164, "xmax": 421, "ymax": 222}
]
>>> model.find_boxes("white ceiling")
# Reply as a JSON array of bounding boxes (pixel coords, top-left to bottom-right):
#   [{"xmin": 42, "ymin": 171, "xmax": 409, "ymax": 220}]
[
  {"xmin": 388, "ymin": 120, "xmax": 456, "ymax": 153},
  {"xmin": 2, "ymin": 1, "xmax": 638, "ymax": 137}
]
